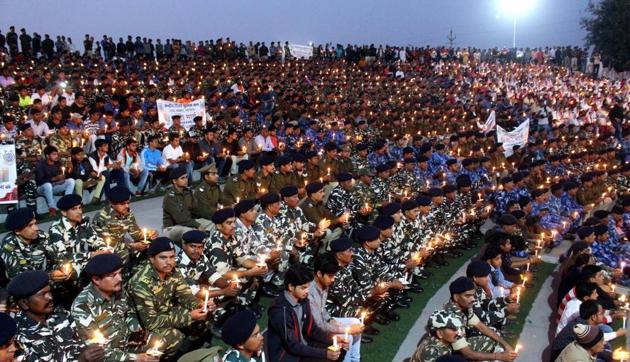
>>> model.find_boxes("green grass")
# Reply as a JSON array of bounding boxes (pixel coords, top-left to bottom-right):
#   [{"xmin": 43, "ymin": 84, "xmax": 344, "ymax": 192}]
[
  {"xmin": 361, "ymin": 246, "xmax": 483, "ymax": 362},
  {"xmin": 504, "ymin": 262, "xmax": 556, "ymax": 345}
]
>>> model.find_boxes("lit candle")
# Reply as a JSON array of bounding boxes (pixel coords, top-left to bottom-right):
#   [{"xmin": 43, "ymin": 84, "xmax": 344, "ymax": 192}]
[
  {"xmin": 360, "ymin": 311, "xmax": 366, "ymax": 325},
  {"xmin": 147, "ymin": 340, "xmax": 163, "ymax": 357},
  {"xmin": 522, "ymin": 276, "xmax": 527, "ymax": 287},
  {"xmin": 345, "ymin": 327, "xmax": 350, "ymax": 341},
  {"xmin": 332, "ymin": 335, "xmax": 338, "ymax": 350},
  {"xmin": 63, "ymin": 262, "xmax": 73, "ymax": 275},
  {"xmin": 143, "ymin": 228, "xmax": 148, "ymax": 243},
  {"xmin": 515, "ymin": 344, "xmax": 523, "ymax": 353},
  {"xmin": 230, "ymin": 275, "xmax": 240, "ymax": 288},
  {"xmin": 88, "ymin": 329, "xmax": 108, "ymax": 346},
  {"xmin": 624, "ymin": 315, "xmax": 627, "ymax": 329},
  {"xmin": 526, "ymin": 263, "xmax": 530, "ymax": 272},
  {"xmin": 203, "ymin": 289, "xmax": 209, "ymax": 313},
  {"xmin": 61, "ymin": 166, "xmax": 66, "ymax": 175},
  {"xmin": 612, "ymin": 284, "xmax": 616, "ymax": 293}
]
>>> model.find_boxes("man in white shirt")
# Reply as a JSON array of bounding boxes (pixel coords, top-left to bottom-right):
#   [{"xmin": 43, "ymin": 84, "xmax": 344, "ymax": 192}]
[
  {"xmin": 254, "ymin": 126, "xmax": 275, "ymax": 152},
  {"xmin": 556, "ymin": 282, "xmax": 599, "ymax": 335},
  {"xmin": 162, "ymin": 133, "xmax": 192, "ymax": 185},
  {"xmin": 88, "ymin": 139, "xmax": 124, "ymax": 198},
  {"xmin": 31, "ymin": 85, "xmax": 52, "ymax": 110},
  {"xmin": 27, "ymin": 108, "xmax": 50, "ymax": 140}
]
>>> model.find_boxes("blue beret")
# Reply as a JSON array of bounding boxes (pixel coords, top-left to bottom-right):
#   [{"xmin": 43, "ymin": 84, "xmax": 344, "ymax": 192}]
[
  {"xmin": 577, "ymin": 226, "xmax": 594, "ymax": 239},
  {"xmin": 222, "ymin": 310, "xmax": 257, "ymax": 346},
  {"xmin": 416, "ymin": 196, "xmax": 431, "ymax": 206},
  {"xmin": 259, "ymin": 193, "xmax": 281, "ymax": 206},
  {"xmin": 357, "ymin": 225, "xmax": 380, "ymax": 243},
  {"xmin": 85, "ymin": 253, "xmax": 123, "ymax": 276},
  {"xmin": 330, "ymin": 238, "xmax": 353, "ymax": 252},
  {"xmin": 449, "ymin": 276, "xmax": 475, "ymax": 295},
  {"xmin": 169, "ymin": 166, "xmax": 188, "ymax": 180},
  {"xmin": 306, "ymin": 182, "xmax": 324, "ymax": 195},
  {"xmin": 402, "ymin": 200, "xmax": 419, "ymax": 211},
  {"xmin": 182, "ymin": 230, "xmax": 207, "ymax": 244},
  {"xmin": 380, "ymin": 202, "xmax": 401, "ymax": 215},
  {"xmin": 511, "ymin": 210, "xmax": 525, "ymax": 219},
  {"xmin": 5, "ymin": 207, "xmax": 35, "ymax": 231},
  {"xmin": 7, "ymin": 270, "xmax": 49, "ymax": 299},
  {"xmin": 57, "ymin": 194, "xmax": 82, "ymax": 210},
  {"xmin": 277, "ymin": 155, "xmax": 293, "ymax": 166},
  {"xmin": 107, "ymin": 185, "xmax": 132, "ymax": 204},
  {"xmin": 234, "ymin": 199, "xmax": 257, "ymax": 216},
  {"xmin": 212, "ymin": 208, "xmax": 236, "ymax": 224},
  {"xmin": 466, "ymin": 260, "xmax": 491, "ymax": 278},
  {"xmin": 462, "ymin": 158, "xmax": 474, "ymax": 167},
  {"xmin": 373, "ymin": 215, "xmax": 395, "ymax": 230},
  {"xmin": 376, "ymin": 164, "xmax": 389, "ymax": 173},
  {"xmin": 0, "ymin": 313, "xmax": 16, "ymax": 346},
  {"xmin": 147, "ymin": 237, "xmax": 175, "ymax": 256},
  {"xmin": 259, "ymin": 155, "xmax": 274, "ymax": 166},
  {"xmin": 238, "ymin": 160, "xmax": 255, "ymax": 173},
  {"xmin": 280, "ymin": 186, "xmax": 299, "ymax": 197},
  {"xmin": 336, "ymin": 172, "xmax": 353, "ymax": 182}
]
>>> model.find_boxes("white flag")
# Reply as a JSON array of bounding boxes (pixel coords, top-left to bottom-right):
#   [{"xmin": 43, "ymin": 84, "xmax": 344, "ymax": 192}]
[
  {"xmin": 497, "ymin": 119, "xmax": 530, "ymax": 157},
  {"xmin": 477, "ymin": 110, "xmax": 496, "ymax": 134}
]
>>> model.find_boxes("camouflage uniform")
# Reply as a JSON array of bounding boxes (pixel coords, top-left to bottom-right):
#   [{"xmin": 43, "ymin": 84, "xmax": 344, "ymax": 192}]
[
  {"xmin": 370, "ymin": 177, "xmax": 392, "ymax": 205},
  {"xmin": 177, "ymin": 248, "xmax": 222, "ymax": 296},
  {"xmin": 410, "ymin": 335, "xmax": 454, "ymax": 362},
  {"xmin": 326, "ymin": 264, "xmax": 369, "ymax": 318},
  {"xmin": 127, "ymin": 262, "xmax": 202, "ymax": 358},
  {"xmin": 49, "ymin": 133, "xmax": 73, "ymax": 158},
  {"xmin": 351, "ymin": 155, "xmax": 370, "ymax": 174},
  {"xmin": 71, "ymin": 284, "xmax": 146, "ymax": 361},
  {"xmin": 276, "ymin": 203, "xmax": 318, "ymax": 268},
  {"xmin": 15, "ymin": 136, "xmax": 42, "ymax": 209},
  {"xmin": 15, "ymin": 308, "xmax": 86, "ymax": 362},
  {"xmin": 469, "ymin": 286, "xmax": 509, "ymax": 335},
  {"xmin": 92, "ymin": 205, "xmax": 146, "ymax": 267},
  {"xmin": 47, "ymin": 217, "xmax": 106, "ymax": 274},
  {"xmin": 254, "ymin": 211, "xmax": 289, "ymax": 287},
  {"xmin": 0, "ymin": 231, "xmax": 52, "ymax": 279},
  {"xmin": 438, "ymin": 300, "xmax": 499, "ymax": 354},
  {"xmin": 222, "ymin": 349, "xmax": 257, "ymax": 362}
]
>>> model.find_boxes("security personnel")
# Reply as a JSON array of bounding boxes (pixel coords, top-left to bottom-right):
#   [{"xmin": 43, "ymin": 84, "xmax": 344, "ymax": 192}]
[
  {"xmin": 0, "ymin": 313, "xmax": 18, "ymax": 362},
  {"xmin": 71, "ymin": 253, "xmax": 159, "ymax": 362},
  {"xmin": 8, "ymin": 270, "xmax": 105, "ymax": 362},
  {"xmin": 336, "ymin": 143, "xmax": 354, "ymax": 174},
  {"xmin": 371, "ymin": 164, "xmax": 392, "ymax": 205},
  {"xmin": 0, "ymin": 208, "xmax": 52, "ymax": 279},
  {"xmin": 162, "ymin": 166, "xmax": 213, "ymax": 243},
  {"xmin": 192, "ymin": 163, "xmax": 222, "ymax": 220},
  {"xmin": 92, "ymin": 186, "xmax": 155, "ymax": 269},
  {"xmin": 319, "ymin": 142, "xmax": 339, "ymax": 182},
  {"xmin": 128, "ymin": 237, "xmax": 215, "ymax": 359},
  {"xmin": 410, "ymin": 309, "xmax": 461, "ymax": 362},
  {"xmin": 269, "ymin": 155, "xmax": 297, "ymax": 194},
  {"xmin": 221, "ymin": 160, "xmax": 258, "ymax": 205},
  {"xmin": 255, "ymin": 154, "xmax": 275, "ymax": 194},
  {"xmin": 299, "ymin": 182, "xmax": 345, "ymax": 249},
  {"xmin": 326, "ymin": 172, "xmax": 369, "ymax": 232},
  {"xmin": 221, "ymin": 311, "xmax": 264, "ymax": 362}
]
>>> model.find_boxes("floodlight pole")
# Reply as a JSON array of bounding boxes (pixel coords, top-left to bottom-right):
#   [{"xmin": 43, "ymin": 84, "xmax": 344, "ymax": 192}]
[{"xmin": 512, "ymin": 15, "xmax": 516, "ymax": 49}]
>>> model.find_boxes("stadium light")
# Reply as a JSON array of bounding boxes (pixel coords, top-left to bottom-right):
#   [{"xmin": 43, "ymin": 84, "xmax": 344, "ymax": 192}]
[{"xmin": 498, "ymin": 0, "xmax": 535, "ymax": 48}]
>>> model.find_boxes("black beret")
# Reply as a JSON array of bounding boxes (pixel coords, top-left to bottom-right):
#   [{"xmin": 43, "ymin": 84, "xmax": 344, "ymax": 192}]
[
  {"xmin": 234, "ymin": 199, "xmax": 257, "ymax": 216},
  {"xmin": 467, "ymin": 260, "xmax": 492, "ymax": 278},
  {"xmin": 403, "ymin": 158, "xmax": 416, "ymax": 165},
  {"xmin": 330, "ymin": 238, "xmax": 353, "ymax": 252},
  {"xmin": 373, "ymin": 140, "xmax": 386, "ymax": 150},
  {"xmin": 462, "ymin": 158, "xmax": 474, "ymax": 167},
  {"xmin": 446, "ymin": 159, "xmax": 458, "ymax": 166},
  {"xmin": 498, "ymin": 213, "xmax": 518, "ymax": 226},
  {"xmin": 222, "ymin": 310, "xmax": 257, "ymax": 346},
  {"xmin": 306, "ymin": 182, "xmax": 324, "ymax": 195},
  {"xmin": 238, "ymin": 160, "xmax": 255, "ymax": 173},
  {"xmin": 581, "ymin": 174, "xmax": 593, "ymax": 183},
  {"xmin": 551, "ymin": 183, "xmax": 564, "ymax": 192},
  {"xmin": 417, "ymin": 195, "xmax": 432, "ymax": 206},
  {"xmin": 85, "ymin": 253, "xmax": 123, "ymax": 276},
  {"xmin": 593, "ymin": 210, "xmax": 609, "ymax": 219},
  {"xmin": 259, "ymin": 155, "xmax": 274, "ymax": 166},
  {"xmin": 324, "ymin": 142, "xmax": 337, "ymax": 151},
  {"xmin": 583, "ymin": 217, "xmax": 601, "ymax": 226},
  {"xmin": 277, "ymin": 155, "xmax": 293, "ymax": 166},
  {"xmin": 501, "ymin": 176, "xmax": 513, "ymax": 184},
  {"xmin": 531, "ymin": 189, "xmax": 546, "ymax": 198},
  {"xmin": 280, "ymin": 186, "xmax": 299, "ymax": 198},
  {"xmin": 456, "ymin": 175, "xmax": 472, "ymax": 188},
  {"xmin": 403, "ymin": 147, "xmax": 414, "ymax": 154},
  {"xmin": 612, "ymin": 205, "xmax": 624, "ymax": 214},
  {"xmin": 511, "ymin": 210, "xmax": 525, "ymax": 219},
  {"xmin": 292, "ymin": 153, "xmax": 307, "ymax": 163},
  {"xmin": 449, "ymin": 276, "xmax": 475, "ymax": 295},
  {"xmin": 212, "ymin": 208, "xmax": 236, "ymax": 224},
  {"xmin": 427, "ymin": 188, "xmax": 443, "ymax": 197},
  {"xmin": 182, "ymin": 230, "xmax": 207, "ymax": 244},
  {"xmin": 593, "ymin": 224, "xmax": 608, "ymax": 236},
  {"xmin": 356, "ymin": 225, "xmax": 381, "ymax": 243},
  {"xmin": 402, "ymin": 200, "xmax": 419, "ymax": 211},
  {"xmin": 356, "ymin": 143, "xmax": 368, "ymax": 151},
  {"xmin": 442, "ymin": 185, "xmax": 457, "ymax": 193},
  {"xmin": 336, "ymin": 172, "xmax": 354, "ymax": 182},
  {"xmin": 0, "ymin": 313, "xmax": 16, "ymax": 346},
  {"xmin": 107, "ymin": 185, "xmax": 132, "ymax": 204},
  {"xmin": 7, "ymin": 270, "xmax": 49, "ymax": 299},
  {"xmin": 57, "ymin": 194, "xmax": 82, "ymax": 211},
  {"xmin": 577, "ymin": 226, "xmax": 594, "ymax": 239},
  {"xmin": 259, "ymin": 192, "xmax": 281, "ymax": 206},
  {"xmin": 380, "ymin": 202, "xmax": 401, "ymax": 215},
  {"xmin": 417, "ymin": 155, "xmax": 429, "ymax": 163},
  {"xmin": 564, "ymin": 181, "xmax": 579, "ymax": 191},
  {"xmin": 373, "ymin": 215, "xmax": 395, "ymax": 230},
  {"xmin": 306, "ymin": 150, "xmax": 319, "ymax": 159},
  {"xmin": 513, "ymin": 172, "xmax": 526, "ymax": 183},
  {"xmin": 5, "ymin": 207, "xmax": 35, "ymax": 231},
  {"xmin": 376, "ymin": 164, "xmax": 389, "ymax": 173},
  {"xmin": 169, "ymin": 166, "xmax": 188, "ymax": 180},
  {"xmin": 147, "ymin": 237, "xmax": 176, "ymax": 256},
  {"xmin": 18, "ymin": 123, "xmax": 32, "ymax": 132},
  {"xmin": 518, "ymin": 197, "xmax": 531, "ymax": 208},
  {"xmin": 435, "ymin": 143, "xmax": 446, "ymax": 150}
]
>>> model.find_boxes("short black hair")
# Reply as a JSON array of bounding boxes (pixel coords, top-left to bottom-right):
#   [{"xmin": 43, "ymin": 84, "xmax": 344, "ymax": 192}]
[
  {"xmin": 70, "ymin": 147, "xmax": 84, "ymax": 156},
  {"xmin": 579, "ymin": 265, "xmax": 603, "ymax": 283},
  {"xmin": 314, "ymin": 253, "xmax": 341, "ymax": 275},
  {"xmin": 579, "ymin": 300, "xmax": 600, "ymax": 320},
  {"xmin": 482, "ymin": 246, "xmax": 502, "ymax": 261},
  {"xmin": 284, "ymin": 264, "xmax": 314, "ymax": 290},
  {"xmin": 575, "ymin": 282, "xmax": 598, "ymax": 300},
  {"xmin": 43, "ymin": 145, "xmax": 58, "ymax": 156}
]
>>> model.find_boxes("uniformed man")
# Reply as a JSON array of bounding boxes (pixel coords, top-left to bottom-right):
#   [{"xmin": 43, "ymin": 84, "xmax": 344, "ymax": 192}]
[
  {"xmin": 433, "ymin": 277, "xmax": 517, "ymax": 361},
  {"xmin": 0, "ymin": 313, "xmax": 18, "ymax": 362},
  {"xmin": 371, "ymin": 164, "xmax": 392, "ymax": 205},
  {"xmin": 299, "ymin": 182, "xmax": 345, "ymax": 250},
  {"xmin": 15, "ymin": 122, "xmax": 42, "ymax": 211},
  {"xmin": 305, "ymin": 151, "xmax": 323, "ymax": 184},
  {"xmin": 410, "ymin": 310, "xmax": 460, "ymax": 362},
  {"xmin": 1, "ymin": 208, "xmax": 52, "ymax": 279},
  {"xmin": 71, "ymin": 253, "xmax": 159, "ymax": 362},
  {"xmin": 92, "ymin": 186, "xmax": 156, "ymax": 270},
  {"xmin": 253, "ymin": 193, "xmax": 289, "ymax": 294},
  {"xmin": 192, "ymin": 163, "xmax": 221, "ymax": 220},
  {"xmin": 326, "ymin": 172, "xmax": 369, "ymax": 234},
  {"xmin": 8, "ymin": 270, "xmax": 105, "ymax": 362},
  {"xmin": 351, "ymin": 143, "xmax": 370, "ymax": 174},
  {"xmin": 319, "ymin": 142, "xmax": 339, "ymax": 183},
  {"xmin": 254, "ymin": 155, "xmax": 275, "ymax": 195},
  {"xmin": 221, "ymin": 160, "xmax": 258, "ymax": 206},
  {"xmin": 162, "ymin": 166, "xmax": 213, "ymax": 243},
  {"xmin": 220, "ymin": 311, "xmax": 264, "ymax": 362},
  {"xmin": 128, "ymin": 237, "xmax": 215, "ymax": 359},
  {"xmin": 336, "ymin": 143, "xmax": 354, "ymax": 174},
  {"xmin": 269, "ymin": 155, "xmax": 297, "ymax": 194}
]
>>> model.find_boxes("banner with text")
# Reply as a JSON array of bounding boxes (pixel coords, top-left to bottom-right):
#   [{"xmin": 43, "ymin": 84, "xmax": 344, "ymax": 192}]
[
  {"xmin": 0, "ymin": 144, "xmax": 18, "ymax": 204},
  {"xmin": 497, "ymin": 119, "xmax": 530, "ymax": 157},
  {"xmin": 289, "ymin": 44, "xmax": 313, "ymax": 59},
  {"xmin": 157, "ymin": 99, "xmax": 206, "ymax": 130}
]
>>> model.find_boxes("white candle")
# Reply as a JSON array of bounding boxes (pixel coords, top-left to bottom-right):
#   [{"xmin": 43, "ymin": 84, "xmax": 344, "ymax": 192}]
[
  {"xmin": 345, "ymin": 327, "xmax": 350, "ymax": 341},
  {"xmin": 516, "ymin": 288, "xmax": 521, "ymax": 304},
  {"xmin": 515, "ymin": 344, "xmax": 523, "ymax": 353},
  {"xmin": 332, "ymin": 335, "xmax": 338, "ymax": 349},
  {"xmin": 203, "ymin": 289, "xmax": 209, "ymax": 313},
  {"xmin": 143, "ymin": 228, "xmax": 147, "ymax": 243},
  {"xmin": 526, "ymin": 263, "xmax": 530, "ymax": 272},
  {"xmin": 261, "ymin": 351, "xmax": 266, "ymax": 362},
  {"xmin": 360, "ymin": 311, "xmax": 366, "ymax": 325}
]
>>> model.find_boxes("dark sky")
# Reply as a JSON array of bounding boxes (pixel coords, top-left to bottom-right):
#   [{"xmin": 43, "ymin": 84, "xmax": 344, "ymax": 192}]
[{"xmin": 0, "ymin": 0, "xmax": 590, "ymax": 48}]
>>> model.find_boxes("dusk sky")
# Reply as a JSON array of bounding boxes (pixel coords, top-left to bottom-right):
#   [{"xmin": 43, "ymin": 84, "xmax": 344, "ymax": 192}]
[{"xmin": 0, "ymin": 0, "xmax": 590, "ymax": 49}]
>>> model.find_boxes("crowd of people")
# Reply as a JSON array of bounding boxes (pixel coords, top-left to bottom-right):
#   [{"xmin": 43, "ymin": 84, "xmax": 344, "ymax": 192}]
[{"xmin": 0, "ymin": 26, "xmax": 629, "ymax": 362}]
